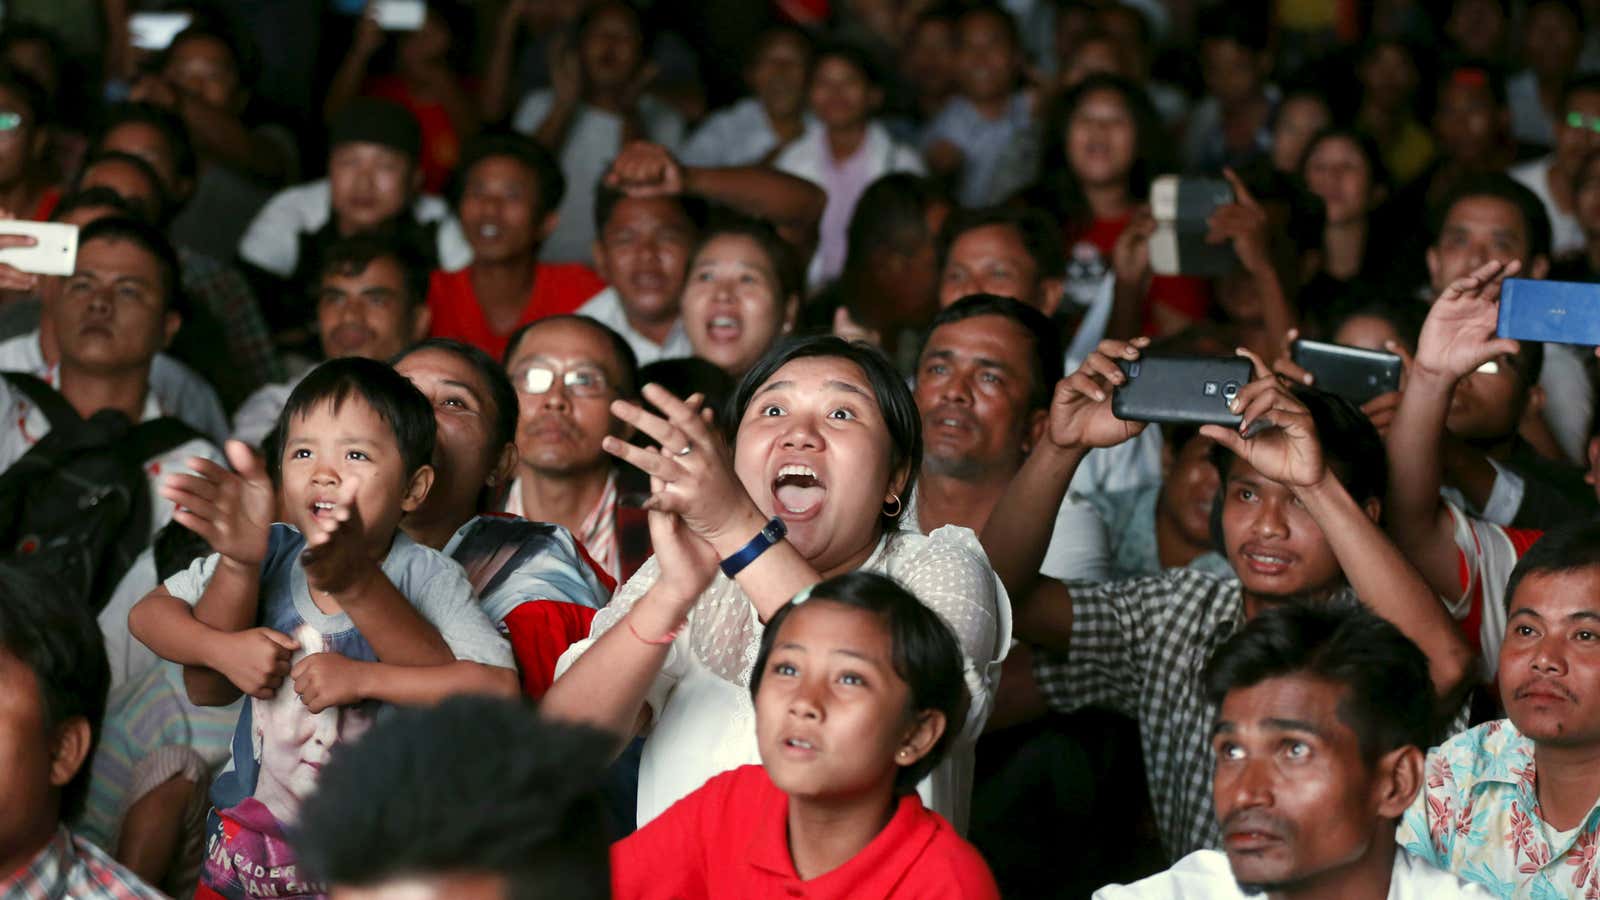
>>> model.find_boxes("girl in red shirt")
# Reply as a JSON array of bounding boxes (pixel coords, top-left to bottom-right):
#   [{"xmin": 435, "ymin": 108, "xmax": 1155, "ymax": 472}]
[{"xmin": 610, "ymin": 571, "xmax": 999, "ymax": 900}]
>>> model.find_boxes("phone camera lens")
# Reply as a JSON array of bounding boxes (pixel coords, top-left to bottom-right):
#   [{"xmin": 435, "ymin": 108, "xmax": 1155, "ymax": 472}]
[{"xmin": 1222, "ymin": 382, "xmax": 1239, "ymax": 398}]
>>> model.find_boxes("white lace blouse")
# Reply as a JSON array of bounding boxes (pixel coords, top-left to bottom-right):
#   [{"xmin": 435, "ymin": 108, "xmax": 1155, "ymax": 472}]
[{"xmin": 553, "ymin": 524, "xmax": 1012, "ymax": 833}]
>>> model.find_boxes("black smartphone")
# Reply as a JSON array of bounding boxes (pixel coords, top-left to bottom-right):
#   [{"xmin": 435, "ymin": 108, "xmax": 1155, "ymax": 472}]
[
  {"xmin": 1149, "ymin": 175, "xmax": 1239, "ymax": 277},
  {"xmin": 1112, "ymin": 356, "xmax": 1251, "ymax": 426},
  {"xmin": 1290, "ymin": 339, "xmax": 1403, "ymax": 405}
]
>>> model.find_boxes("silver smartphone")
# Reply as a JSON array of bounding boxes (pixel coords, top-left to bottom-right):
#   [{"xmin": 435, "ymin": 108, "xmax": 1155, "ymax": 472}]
[
  {"xmin": 128, "ymin": 12, "xmax": 194, "ymax": 51},
  {"xmin": 0, "ymin": 222, "xmax": 77, "ymax": 277},
  {"xmin": 373, "ymin": 0, "xmax": 426, "ymax": 30}
]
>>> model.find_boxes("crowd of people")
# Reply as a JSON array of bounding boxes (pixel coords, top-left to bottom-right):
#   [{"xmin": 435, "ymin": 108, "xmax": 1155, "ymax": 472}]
[{"xmin": 2, "ymin": 0, "xmax": 1600, "ymax": 897}]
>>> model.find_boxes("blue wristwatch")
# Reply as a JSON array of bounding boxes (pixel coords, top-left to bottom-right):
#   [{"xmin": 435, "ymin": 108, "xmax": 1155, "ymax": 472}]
[{"xmin": 720, "ymin": 516, "xmax": 787, "ymax": 577}]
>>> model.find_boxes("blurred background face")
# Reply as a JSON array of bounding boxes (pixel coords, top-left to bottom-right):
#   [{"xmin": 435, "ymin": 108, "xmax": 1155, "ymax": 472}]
[
  {"xmin": 595, "ymin": 196, "xmax": 695, "ymax": 325},
  {"xmin": 0, "ymin": 85, "xmax": 37, "ymax": 187},
  {"xmin": 1427, "ymin": 196, "xmax": 1532, "ymax": 291},
  {"xmin": 316, "ymin": 255, "xmax": 422, "ymax": 361},
  {"xmin": 1271, "ymin": 96, "xmax": 1332, "ymax": 173},
  {"xmin": 396, "ymin": 11, "xmax": 452, "ymax": 77},
  {"xmin": 1061, "ymin": 36, "xmax": 1132, "ymax": 87},
  {"xmin": 99, "ymin": 122, "xmax": 184, "ymax": 194},
  {"xmin": 1448, "ymin": 354, "xmax": 1526, "ymax": 440},
  {"xmin": 1447, "ymin": 0, "xmax": 1507, "ymax": 59},
  {"xmin": 1557, "ymin": 90, "xmax": 1600, "ymax": 174},
  {"xmin": 1434, "ymin": 77, "xmax": 1502, "ymax": 164},
  {"xmin": 748, "ymin": 32, "xmax": 810, "ymax": 120},
  {"xmin": 955, "ymin": 11, "xmax": 1017, "ymax": 103},
  {"xmin": 1303, "ymin": 137, "xmax": 1376, "ymax": 227},
  {"xmin": 1201, "ymin": 39, "xmax": 1262, "ymax": 105},
  {"xmin": 1160, "ymin": 433, "xmax": 1220, "ymax": 549},
  {"xmin": 682, "ymin": 234, "xmax": 791, "ymax": 377},
  {"xmin": 902, "ymin": 18, "xmax": 956, "ymax": 100},
  {"xmin": 1524, "ymin": 2, "xmax": 1582, "ymax": 82},
  {"xmin": 579, "ymin": 5, "xmax": 643, "ymax": 92},
  {"xmin": 809, "ymin": 56, "xmax": 876, "ymax": 131},
  {"xmin": 939, "ymin": 225, "xmax": 1041, "ymax": 308},
  {"xmin": 1359, "ymin": 43, "xmax": 1418, "ymax": 111},
  {"xmin": 1575, "ymin": 157, "xmax": 1600, "ymax": 236},
  {"xmin": 162, "ymin": 35, "xmax": 240, "ymax": 110},
  {"xmin": 459, "ymin": 156, "xmax": 543, "ymax": 264},
  {"xmin": 1068, "ymin": 87, "xmax": 1136, "ymax": 188},
  {"xmin": 329, "ymin": 142, "xmax": 414, "ymax": 233}
]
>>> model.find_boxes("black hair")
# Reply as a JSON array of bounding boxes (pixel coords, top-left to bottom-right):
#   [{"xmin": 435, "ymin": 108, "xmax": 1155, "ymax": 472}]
[
  {"xmin": 1032, "ymin": 73, "xmax": 1170, "ymax": 233},
  {"xmin": 502, "ymin": 314, "xmax": 640, "ymax": 399},
  {"xmin": 313, "ymin": 234, "xmax": 430, "ymax": 312},
  {"xmin": 1204, "ymin": 602, "xmax": 1436, "ymax": 766},
  {"xmin": 1298, "ymin": 126, "xmax": 1391, "ymax": 199},
  {"xmin": 745, "ymin": 22, "xmax": 815, "ymax": 71},
  {"xmin": 77, "ymin": 215, "xmax": 182, "ymax": 314},
  {"xmin": 0, "ymin": 562, "xmax": 109, "ymax": 822},
  {"xmin": 450, "ymin": 131, "xmax": 566, "ymax": 219},
  {"xmin": 812, "ymin": 40, "xmax": 885, "ymax": 87},
  {"xmin": 296, "ymin": 697, "xmax": 612, "ymax": 899},
  {"xmin": 93, "ymin": 102, "xmax": 199, "ymax": 185},
  {"xmin": 750, "ymin": 571, "xmax": 969, "ymax": 794},
  {"xmin": 936, "ymin": 205, "xmax": 1067, "ymax": 288},
  {"xmin": 278, "ymin": 357, "xmax": 437, "ymax": 478},
  {"xmin": 1504, "ymin": 519, "xmax": 1600, "ymax": 611},
  {"xmin": 636, "ymin": 356, "xmax": 737, "ymax": 435},
  {"xmin": 956, "ymin": 4, "xmax": 1022, "ymax": 50},
  {"xmin": 692, "ymin": 212, "xmax": 803, "ymax": 308},
  {"xmin": 844, "ymin": 173, "xmax": 942, "ymax": 267},
  {"xmin": 923, "ymin": 294, "xmax": 1064, "ymax": 410},
  {"xmin": 1430, "ymin": 173, "xmax": 1553, "ymax": 263},
  {"xmin": 161, "ymin": 14, "xmax": 259, "ymax": 93},
  {"xmin": 1560, "ymin": 71, "xmax": 1600, "ymax": 110},
  {"xmin": 592, "ymin": 181, "xmax": 705, "ymax": 236},
  {"xmin": 52, "ymin": 186, "xmax": 142, "ymax": 222},
  {"xmin": 729, "ymin": 336, "xmax": 921, "ymax": 529},
  {"xmin": 396, "ymin": 338, "xmax": 521, "ymax": 460},
  {"xmin": 1197, "ymin": 3, "xmax": 1271, "ymax": 53},
  {"xmin": 73, "ymin": 150, "xmax": 171, "ymax": 224},
  {"xmin": 1436, "ymin": 58, "xmax": 1508, "ymax": 108},
  {"xmin": 1323, "ymin": 299, "xmax": 1427, "ymax": 352},
  {"xmin": 1210, "ymin": 385, "xmax": 1386, "ymax": 506},
  {"xmin": 0, "ymin": 65, "xmax": 49, "ymax": 128}
]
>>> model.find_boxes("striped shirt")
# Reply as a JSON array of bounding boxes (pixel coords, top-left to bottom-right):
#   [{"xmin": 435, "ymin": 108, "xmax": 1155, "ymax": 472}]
[
  {"xmin": 0, "ymin": 827, "xmax": 166, "ymax": 899},
  {"xmin": 504, "ymin": 471, "xmax": 621, "ymax": 583}
]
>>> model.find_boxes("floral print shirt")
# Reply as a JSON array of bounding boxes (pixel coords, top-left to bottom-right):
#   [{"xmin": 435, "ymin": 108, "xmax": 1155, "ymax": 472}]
[{"xmin": 1399, "ymin": 719, "xmax": 1600, "ymax": 899}]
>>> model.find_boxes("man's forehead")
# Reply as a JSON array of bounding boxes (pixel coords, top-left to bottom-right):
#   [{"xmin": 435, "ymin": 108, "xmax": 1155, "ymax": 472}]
[
  {"xmin": 1443, "ymin": 196, "xmax": 1525, "ymax": 235},
  {"xmin": 606, "ymin": 196, "xmax": 693, "ymax": 233},
  {"xmin": 925, "ymin": 315, "xmax": 1032, "ymax": 361},
  {"xmin": 76, "ymin": 237, "xmax": 160, "ymax": 275},
  {"xmin": 509, "ymin": 324, "xmax": 620, "ymax": 369},
  {"xmin": 1219, "ymin": 673, "xmax": 1349, "ymax": 733}
]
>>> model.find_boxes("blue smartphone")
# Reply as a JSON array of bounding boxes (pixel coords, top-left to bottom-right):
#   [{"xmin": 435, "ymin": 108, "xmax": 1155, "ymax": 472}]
[{"xmin": 1497, "ymin": 278, "xmax": 1600, "ymax": 346}]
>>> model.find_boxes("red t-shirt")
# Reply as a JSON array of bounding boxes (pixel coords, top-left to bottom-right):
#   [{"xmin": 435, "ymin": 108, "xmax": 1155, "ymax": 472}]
[
  {"xmin": 366, "ymin": 75, "xmax": 471, "ymax": 195},
  {"xmin": 611, "ymin": 765, "xmax": 1000, "ymax": 900},
  {"xmin": 426, "ymin": 264, "xmax": 607, "ymax": 360},
  {"xmin": 1070, "ymin": 216, "xmax": 1212, "ymax": 330}
]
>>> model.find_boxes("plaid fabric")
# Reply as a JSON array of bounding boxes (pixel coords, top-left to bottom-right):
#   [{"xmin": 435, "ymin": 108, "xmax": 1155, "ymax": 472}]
[
  {"xmin": 1032, "ymin": 569, "xmax": 1359, "ymax": 860},
  {"xmin": 0, "ymin": 827, "xmax": 166, "ymax": 899},
  {"xmin": 179, "ymin": 247, "xmax": 284, "ymax": 396}
]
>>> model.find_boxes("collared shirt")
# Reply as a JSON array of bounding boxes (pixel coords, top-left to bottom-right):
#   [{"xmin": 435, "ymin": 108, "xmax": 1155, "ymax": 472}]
[
  {"xmin": 679, "ymin": 97, "xmax": 815, "ymax": 168},
  {"xmin": 1399, "ymin": 719, "xmax": 1600, "ymax": 898},
  {"xmin": 611, "ymin": 764, "xmax": 1000, "ymax": 899},
  {"xmin": 504, "ymin": 470, "xmax": 621, "ymax": 582},
  {"xmin": 1095, "ymin": 847, "xmax": 1491, "ymax": 899},
  {"xmin": 1033, "ymin": 570, "xmax": 1358, "ymax": 858},
  {"xmin": 577, "ymin": 286, "xmax": 694, "ymax": 366},
  {"xmin": 237, "ymin": 178, "xmax": 472, "ymax": 278},
  {"xmin": 0, "ymin": 827, "xmax": 167, "ymax": 899},
  {"xmin": 1510, "ymin": 156, "xmax": 1585, "ymax": 259},
  {"xmin": 921, "ymin": 93, "xmax": 1034, "ymax": 208}
]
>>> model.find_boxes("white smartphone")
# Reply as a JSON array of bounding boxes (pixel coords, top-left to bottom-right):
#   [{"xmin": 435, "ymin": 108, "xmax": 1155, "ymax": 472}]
[
  {"xmin": 372, "ymin": 0, "xmax": 426, "ymax": 30},
  {"xmin": 128, "ymin": 12, "xmax": 194, "ymax": 51},
  {"xmin": 0, "ymin": 222, "xmax": 78, "ymax": 277}
]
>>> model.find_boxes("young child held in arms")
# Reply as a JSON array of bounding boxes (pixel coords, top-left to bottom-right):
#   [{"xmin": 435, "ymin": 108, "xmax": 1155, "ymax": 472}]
[
  {"xmin": 129, "ymin": 358, "xmax": 516, "ymax": 900},
  {"xmin": 610, "ymin": 571, "xmax": 1000, "ymax": 899}
]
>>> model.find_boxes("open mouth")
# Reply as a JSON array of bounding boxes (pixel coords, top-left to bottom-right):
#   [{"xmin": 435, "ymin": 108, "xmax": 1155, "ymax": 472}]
[
  {"xmin": 476, "ymin": 223, "xmax": 501, "ymax": 240},
  {"xmin": 309, "ymin": 500, "xmax": 339, "ymax": 521},
  {"xmin": 773, "ymin": 464, "xmax": 825, "ymax": 516},
  {"xmin": 707, "ymin": 315, "xmax": 743, "ymax": 343},
  {"xmin": 1240, "ymin": 547, "xmax": 1295, "ymax": 574}
]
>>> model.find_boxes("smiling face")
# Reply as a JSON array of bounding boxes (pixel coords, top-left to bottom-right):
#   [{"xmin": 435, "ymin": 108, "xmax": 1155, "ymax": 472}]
[
  {"xmin": 1212, "ymin": 674, "xmax": 1385, "ymax": 893},
  {"xmin": 594, "ymin": 196, "xmax": 696, "ymax": 330},
  {"xmin": 329, "ymin": 142, "xmax": 416, "ymax": 235},
  {"xmin": 51, "ymin": 237, "xmax": 175, "ymax": 376},
  {"xmin": 1066, "ymin": 87, "xmax": 1136, "ymax": 189},
  {"xmin": 1434, "ymin": 77, "xmax": 1502, "ymax": 165},
  {"xmin": 578, "ymin": 5, "xmax": 643, "ymax": 92},
  {"xmin": 459, "ymin": 155, "xmax": 548, "ymax": 264},
  {"xmin": 395, "ymin": 347, "xmax": 510, "ymax": 529},
  {"xmin": 1303, "ymin": 136, "xmax": 1375, "ymax": 227},
  {"xmin": 809, "ymin": 56, "xmax": 878, "ymax": 131},
  {"xmin": 755, "ymin": 600, "xmax": 925, "ymax": 804},
  {"xmin": 1498, "ymin": 568, "xmax": 1600, "ymax": 747},
  {"xmin": 280, "ymin": 395, "xmax": 426, "ymax": 554},
  {"xmin": 1159, "ymin": 433, "xmax": 1220, "ymax": 549},
  {"xmin": 955, "ymin": 11, "xmax": 1018, "ymax": 104},
  {"xmin": 1272, "ymin": 96, "xmax": 1332, "ymax": 173},
  {"xmin": 734, "ymin": 356, "xmax": 907, "ymax": 576},
  {"xmin": 748, "ymin": 31, "xmax": 811, "ymax": 121},
  {"xmin": 683, "ymin": 234, "xmax": 794, "ymax": 377},
  {"xmin": 914, "ymin": 314, "xmax": 1040, "ymax": 480},
  {"xmin": 162, "ymin": 34, "xmax": 241, "ymax": 111},
  {"xmin": 938, "ymin": 224, "xmax": 1043, "ymax": 309},
  {"xmin": 505, "ymin": 319, "xmax": 624, "ymax": 478},
  {"xmin": 316, "ymin": 255, "xmax": 426, "ymax": 361},
  {"xmin": 1221, "ymin": 457, "xmax": 1346, "ymax": 601}
]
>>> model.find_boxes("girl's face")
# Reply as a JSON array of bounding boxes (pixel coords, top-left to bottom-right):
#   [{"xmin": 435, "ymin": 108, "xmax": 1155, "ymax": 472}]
[
  {"xmin": 1303, "ymin": 136, "xmax": 1376, "ymax": 226},
  {"xmin": 754, "ymin": 601, "xmax": 935, "ymax": 803},
  {"xmin": 1066, "ymin": 88, "xmax": 1135, "ymax": 189},
  {"xmin": 809, "ymin": 56, "xmax": 878, "ymax": 130},
  {"xmin": 733, "ymin": 356, "xmax": 907, "ymax": 577},
  {"xmin": 1271, "ymin": 96, "xmax": 1331, "ymax": 173},
  {"xmin": 682, "ymin": 234, "xmax": 794, "ymax": 377}
]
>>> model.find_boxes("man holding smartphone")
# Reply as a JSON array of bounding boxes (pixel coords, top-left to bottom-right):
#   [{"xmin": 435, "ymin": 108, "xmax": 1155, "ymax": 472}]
[{"xmin": 979, "ymin": 339, "xmax": 1475, "ymax": 861}]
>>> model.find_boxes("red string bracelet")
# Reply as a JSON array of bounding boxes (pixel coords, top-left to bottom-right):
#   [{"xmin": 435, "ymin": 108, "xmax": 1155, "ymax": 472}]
[{"xmin": 626, "ymin": 616, "xmax": 683, "ymax": 646}]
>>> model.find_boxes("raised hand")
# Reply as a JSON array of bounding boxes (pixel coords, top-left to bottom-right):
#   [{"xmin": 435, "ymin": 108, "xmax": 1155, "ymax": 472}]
[
  {"xmin": 549, "ymin": 33, "xmax": 582, "ymax": 104},
  {"xmin": 1040, "ymin": 338, "xmax": 1153, "ymax": 452},
  {"xmin": 601, "ymin": 386, "xmax": 761, "ymax": 546},
  {"xmin": 210, "ymin": 627, "xmax": 299, "ymax": 699},
  {"xmin": 1415, "ymin": 259, "xmax": 1522, "ymax": 381},
  {"xmin": 604, "ymin": 140, "xmax": 684, "ymax": 197},
  {"xmin": 290, "ymin": 651, "xmax": 368, "ymax": 713},
  {"xmin": 161, "ymin": 441, "xmax": 275, "ymax": 570},
  {"xmin": 1207, "ymin": 167, "xmax": 1272, "ymax": 275},
  {"xmin": 1200, "ymin": 350, "xmax": 1326, "ymax": 489},
  {"xmin": 1111, "ymin": 207, "xmax": 1155, "ymax": 287},
  {"xmin": 300, "ymin": 499, "xmax": 376, "ymax": 597}
]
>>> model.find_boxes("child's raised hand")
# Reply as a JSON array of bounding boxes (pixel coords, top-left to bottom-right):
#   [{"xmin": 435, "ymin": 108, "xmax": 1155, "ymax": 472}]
[
  {"xmin": 300, "ymin": 500, "xmax": 374, "ymax": 596},
  {"xmin": 289, "ymin": 652, "xmax": 368, "ymax": 713},
  {"xmin": 210, "ymin": 627, "xmax": 299, "ymax": 699},
  {"xmin": 161, "ymin": 440, "xmax": 275, "ymax": 569}
]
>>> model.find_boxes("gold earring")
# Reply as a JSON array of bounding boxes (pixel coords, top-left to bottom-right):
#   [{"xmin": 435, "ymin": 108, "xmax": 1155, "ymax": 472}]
[{"xmin": 883, "ymin": 494, "xmax": 902, "ymax": 517}]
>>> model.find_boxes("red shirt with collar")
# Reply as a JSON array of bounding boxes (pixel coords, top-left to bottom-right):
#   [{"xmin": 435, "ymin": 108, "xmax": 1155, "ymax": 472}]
[
  {"xmin": 426, "ymin": 264, "xmax": 607, "ymax": 360},
  {"xmin": 610, "ymin": 765, "xmax": 999, "ymax": 900}
]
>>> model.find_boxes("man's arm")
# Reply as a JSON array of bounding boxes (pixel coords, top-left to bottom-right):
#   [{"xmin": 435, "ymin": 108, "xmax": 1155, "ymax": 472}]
[{"xmin": 1386, "ymin": 260, "xmax": 1525, "ymax": 599}]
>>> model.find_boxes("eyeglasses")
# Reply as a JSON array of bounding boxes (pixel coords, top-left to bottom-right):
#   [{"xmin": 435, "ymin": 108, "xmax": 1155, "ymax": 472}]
[
  {"xmin": 517, "ymin": 363, "xmax": 611, "ymax": 398},
  {"xmin": 1566, "ymin": 111, "xmax": 1600, "ymax": 134},
  {"xmin": 0, "ymin": 112, "xmax": 24, "ymax": 133}
]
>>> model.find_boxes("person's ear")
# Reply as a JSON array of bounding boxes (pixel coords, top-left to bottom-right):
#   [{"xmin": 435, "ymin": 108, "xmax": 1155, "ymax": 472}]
[
  {"xmin": 409, "ymin": 303, "xmax": 433, "ymax": 342},
  {"xmin": 1372, "ymin": 744, "xmax": 1424, "ymax": 819},
  {"xmin": 401, "ymin": 463, "xmax": 435, "ymax": 513},
  {"xmin": 1529, "ymin": 254, "xmax": 1550, "ymax": 280},
  {"xmin": 895, "ymin": 709, "xmax": 947, "ymax": 770},
  {"xmin": 537, "ymin": 210, "xmax": 562, "ymax": 243},
  {"xmin": 1361, "ymin": 495, "xmax": 1382, "ymax": 525},
  {"xmin": 162, "ymin": 309, "xmax": 182, "ymax": 349},
  {"xmin": 1425, "ymin": 245, "xmax": 1441, "ymax": 289},
  {"xmin": 1022, "ymin": 407, "xmax": 1047, "ymax": 455},
  {"xmin": 781, "ymin": 293, "xmax": 800, "ymax": 333},
  {"xmin": 491, "ymin": 441, "xmax": 519, "ymax": 489},
  {"xmin": 591, "ymin": 239, "xmax": 612, "ymax": 281},
  {"xmin": 888, "ymin": 457, "xmax": 912, "ymax": 503},
  {"xmin": 1159, "ymin": 437, "xmax": 1176, "ymax": 479},
  {"xmin": 48, "ymin": 716, "xmax": 92, "ymax": 793},
  {"xmin": 1036, "ymin": 276, "xmax": 1065, "ymax": 318}
]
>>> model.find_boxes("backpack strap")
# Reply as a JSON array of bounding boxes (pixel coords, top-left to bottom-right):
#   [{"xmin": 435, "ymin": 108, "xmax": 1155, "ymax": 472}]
[
  {"xmin": 2, "ymin": 371, "xmax": 82, "ymax": 430},
  {"xmin": 122, "ymin": 416, "xmax": 207, "ymax": 465}
]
